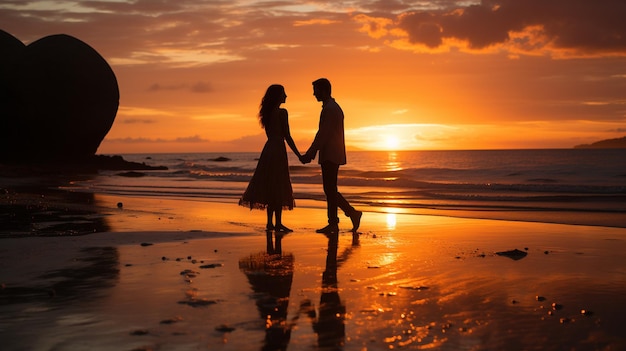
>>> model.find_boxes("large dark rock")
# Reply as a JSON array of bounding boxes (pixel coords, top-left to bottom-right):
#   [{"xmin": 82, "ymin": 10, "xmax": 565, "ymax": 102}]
[
  {"xmin": 0, "ymin": 30, "xmax": 119, "ymax": 163},
  {"xmin": 0, "ymin": 30, "xmax": 25, "ymax": 66},
  {"xmin": 0, "ymin": 31, "xmax": 26, "ymax": 156}
]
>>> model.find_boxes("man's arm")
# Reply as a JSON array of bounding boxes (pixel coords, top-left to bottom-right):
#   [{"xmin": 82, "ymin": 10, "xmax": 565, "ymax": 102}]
[{"xmin": 305, "ymin": 104, "xmax": 338, "ymax": 159}]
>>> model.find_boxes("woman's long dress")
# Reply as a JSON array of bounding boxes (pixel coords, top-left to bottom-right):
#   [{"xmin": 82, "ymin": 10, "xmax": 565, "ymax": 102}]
[{"xmin": 239, "ymin": 109, "xmax": 295, "ymax": 210}]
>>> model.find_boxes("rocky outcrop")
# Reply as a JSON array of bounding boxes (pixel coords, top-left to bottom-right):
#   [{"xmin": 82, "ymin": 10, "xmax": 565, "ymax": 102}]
[{"xmin": 0, "ymin": 30, "xmax": 119, "ymax": 163}]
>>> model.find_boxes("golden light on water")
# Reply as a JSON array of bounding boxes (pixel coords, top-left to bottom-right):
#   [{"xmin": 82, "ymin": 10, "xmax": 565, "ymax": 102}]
[
  {"xmin": 385, "ymin": 151, "xmax": 403, "ymax": 172},
  {"xmin": 386, "ymin": 213, "xmax": 397, "ymax": 230}
]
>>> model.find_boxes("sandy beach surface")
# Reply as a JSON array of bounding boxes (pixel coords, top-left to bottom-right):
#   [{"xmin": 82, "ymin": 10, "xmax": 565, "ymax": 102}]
[{"xmin": 1, "ymin": 186, "xmax": 626, "ymax": 351}]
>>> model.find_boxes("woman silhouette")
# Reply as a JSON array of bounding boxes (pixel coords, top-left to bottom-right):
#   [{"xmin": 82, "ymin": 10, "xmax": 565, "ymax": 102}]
[{"xmin": 239, "ymin": 84, "xmax": 301, "ymax": 232}]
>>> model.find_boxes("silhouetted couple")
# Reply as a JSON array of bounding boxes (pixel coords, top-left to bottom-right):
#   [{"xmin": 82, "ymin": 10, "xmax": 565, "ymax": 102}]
[{"xmin": 239, "ymin": 78, "xmax": 362, "ymax": 235}]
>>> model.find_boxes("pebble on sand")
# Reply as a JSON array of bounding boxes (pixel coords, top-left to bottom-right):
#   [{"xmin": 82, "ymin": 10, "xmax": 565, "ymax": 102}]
[
  {"xmin": 180, "ymin": 269, "xmax": 200, "ymax": 278},
  {"xmin": 199, "ymin": 263, "xmax": 223, "ymax": 269},
  {"xmin": 581, "ymin": 309, "xmax": 593, "ymax": 316},
  {"xmin": 215, "ymin": 324, "xmax": 236, "ymax": 332},
  {"xmin": 160, "ymin": 316, "xmax": 183, "ymax": 324},
  {"xmin": 495, "ymin": 249, "xmax": 527, "ymax": 260},
  {"xmin": 178, "ymin": 298, "xmax": 217, "ymax": 307}
]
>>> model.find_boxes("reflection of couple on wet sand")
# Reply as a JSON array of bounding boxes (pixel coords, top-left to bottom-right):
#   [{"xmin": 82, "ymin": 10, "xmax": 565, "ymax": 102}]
[
  {"xmin": 239, "ymin": 231, "xmax": 357, "ymax": 350},
  {"xmin": 238, "ymin": 232, "xmax": 294, "ymax": 351},
  {"xmin": 239, "ymin": 78, "xmax": 362, "ymax": 234}
]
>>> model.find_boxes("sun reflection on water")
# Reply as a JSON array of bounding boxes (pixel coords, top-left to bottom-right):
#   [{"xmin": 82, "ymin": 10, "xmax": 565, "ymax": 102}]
[
  {"xmin": 385, "ymin": 151, "xmax": 403, "ymax": 172},
  {"xmin": 386, "ymin": 213, "xmax": 397, "ymax": 230}
]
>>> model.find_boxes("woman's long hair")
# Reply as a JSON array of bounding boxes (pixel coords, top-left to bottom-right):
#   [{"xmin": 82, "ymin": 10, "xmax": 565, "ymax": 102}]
[{"xmin": 259, "ymin": 84, "xmax": 285, "ymax": 128}]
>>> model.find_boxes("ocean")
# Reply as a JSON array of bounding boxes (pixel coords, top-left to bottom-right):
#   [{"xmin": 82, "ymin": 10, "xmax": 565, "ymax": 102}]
[{"xmin": 69, "ymin": 149, "xmax": 626, "ymax": 227}]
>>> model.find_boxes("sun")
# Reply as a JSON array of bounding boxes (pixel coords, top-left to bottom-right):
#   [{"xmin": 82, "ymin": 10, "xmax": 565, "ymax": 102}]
[{"xmin": 384, "ymin": 135, "xmax": 400, "ymax": 150}]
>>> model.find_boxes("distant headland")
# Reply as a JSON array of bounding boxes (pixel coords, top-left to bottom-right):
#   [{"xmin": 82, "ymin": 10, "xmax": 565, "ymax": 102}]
[{"xmin": 574, "ymin": 136, "xmax": 626, "ymax": 149}]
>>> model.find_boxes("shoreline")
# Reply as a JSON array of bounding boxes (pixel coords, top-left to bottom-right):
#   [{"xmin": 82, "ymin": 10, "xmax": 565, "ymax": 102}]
[{"xmin": 1, "ymin": 182, "xmax": 624, "ymax": 241}]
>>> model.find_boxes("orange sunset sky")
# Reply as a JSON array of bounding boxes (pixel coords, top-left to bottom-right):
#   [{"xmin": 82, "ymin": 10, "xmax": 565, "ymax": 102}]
[{"xmin": 2, "ymin": 0, "xmax": 625, "ymax": 153}]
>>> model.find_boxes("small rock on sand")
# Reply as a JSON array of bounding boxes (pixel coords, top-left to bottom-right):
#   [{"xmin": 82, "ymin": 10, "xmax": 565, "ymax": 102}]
[
  {"xmin": 160, "ymin": 316, "xmax": 183, "ymax": 324},
  {"xmin": 215, "ymin": 324, "xmax": 236, "ymax": 332},
  {"xmin": 495, "ymin": 249, "xmax": 527, "ymax": 260},
  {"xmin": 199, "ymin": 263, "xmax": 223, "ymax": 269},
  {"xmin": 178, "ymin": 299, "xmax": 217, "ymax": 307}
]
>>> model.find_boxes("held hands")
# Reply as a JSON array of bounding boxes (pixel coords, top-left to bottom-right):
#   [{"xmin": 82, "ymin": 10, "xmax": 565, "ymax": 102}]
[
  {"xmin": 295, "ymin": 147, "xmax": 313, "ymax": 164},
  {"xmin": 298, "ymin": 153, "xmax": 312, "ymax": 164}
]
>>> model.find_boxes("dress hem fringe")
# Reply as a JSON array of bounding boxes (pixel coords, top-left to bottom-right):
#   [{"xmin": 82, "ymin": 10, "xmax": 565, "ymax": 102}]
[{"xmin": 238, "ymin": 200, "xmax": 294, "ymax": 211}]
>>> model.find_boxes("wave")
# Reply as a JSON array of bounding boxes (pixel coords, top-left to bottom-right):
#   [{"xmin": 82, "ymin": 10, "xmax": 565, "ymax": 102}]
[
  {"xmin": 181, "ymin": 174, "xmax": 626, "ymax": 196},
  {"xmin": 73, "ymin": 150, "xmax": 625, "ymax": 227},
  {"xmin": 101, "ymin": 164, "xmax": 626, "ymax": 196},
  {"xmin": 84, "ymin": 170, "xmax": 626, "ymax": 209}
]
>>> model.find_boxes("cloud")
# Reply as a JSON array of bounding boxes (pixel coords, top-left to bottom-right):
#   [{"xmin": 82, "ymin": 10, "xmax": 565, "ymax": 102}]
[
  {"xmin": 148, "ymin": 83, "xmax": 186, "ymax": 92},
  {"xmin": 293, "ymin": 19, "xmax": 340, "ymax": 26},
  {"xmin": 106, "ymin": 135, "xmax": 209, "ymax": 143},
  {"xmin": 607, "ymin": 128, "xmax": 626, "ymax": 133},
  {"xmin": 346, "ymin": 123, "xmax": 460, "ymax": 149},
  {"xmin": 148, "ymin": 81, "xmax": 213, "ymax": 93},
  {"xmin": 175, "ymin": 135, "xmax": 208, "ymax": 143},
  {"xmin": 223, "ymin": 133, "xmax": 266, "ymax": 146},
  {"xmin": 8, "ymin": 0, "xmax": 623, "ymax": 67},
  {"xmin": 101, "ymin": 133, "xmax": 267, "ymax": 152},
  {"xmin": 120, "ymin": 118, "xmax": 157, "ymax": 124},
  {"xmin": 0, "ymin": 0, "xmax": 370, "ymax": 70},
  {"xmin": 355, "ymin": 0, "xmax": 626, "ymax": 58},
  {"xmin": 392, "ymin": 109, "xmax": 409, "ymax": 115},
  {"xmin": 191, "ymin": 81, "xmax": 212, "ymax": 93}
]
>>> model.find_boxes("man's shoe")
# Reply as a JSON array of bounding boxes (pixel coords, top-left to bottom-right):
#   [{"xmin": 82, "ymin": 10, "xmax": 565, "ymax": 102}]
[
  {"xmin": 350, "ymin": 211, "xmax": 362, "ymax": 232},
  {"xmin": 275, "ymin": 224, "xmax": 293, "ymax": 233},
  {"xmin": 316, "ymin": 224, "xmax": 339, "ymax": 234}
]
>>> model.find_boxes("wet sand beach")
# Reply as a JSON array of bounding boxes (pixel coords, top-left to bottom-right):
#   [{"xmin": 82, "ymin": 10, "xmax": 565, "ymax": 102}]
[{"xmin": 1, "ymin": 188, "xmax": 626, "ymax": 350}]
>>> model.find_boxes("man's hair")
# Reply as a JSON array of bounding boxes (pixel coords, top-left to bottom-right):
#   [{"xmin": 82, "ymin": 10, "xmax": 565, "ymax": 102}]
[{"xmin": 312, "ymin": 78, "xmax": 331, "ymax": 95}]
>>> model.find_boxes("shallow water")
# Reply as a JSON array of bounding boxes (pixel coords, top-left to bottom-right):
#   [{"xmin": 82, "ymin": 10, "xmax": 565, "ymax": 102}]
[{"xmin": 66, "ymin": 149, "xmax": 626, "ymax": 228}]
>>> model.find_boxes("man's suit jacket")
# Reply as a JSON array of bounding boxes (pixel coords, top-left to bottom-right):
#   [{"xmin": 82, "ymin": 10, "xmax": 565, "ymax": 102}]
[{"xmin": 307, "ymin": 98, "xmax": 347, "ymax": 165}]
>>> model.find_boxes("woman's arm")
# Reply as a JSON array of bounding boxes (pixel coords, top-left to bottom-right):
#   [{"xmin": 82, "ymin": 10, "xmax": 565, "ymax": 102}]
[{"xmin": 280, "ymin": 109, "xmax": 301, "ymax": 157}]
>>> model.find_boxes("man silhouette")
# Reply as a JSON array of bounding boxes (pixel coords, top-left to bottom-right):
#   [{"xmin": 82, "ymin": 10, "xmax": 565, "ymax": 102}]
[{"xmin": 300, "ymin": 78, "xmax": 362, "ymax": 234}]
